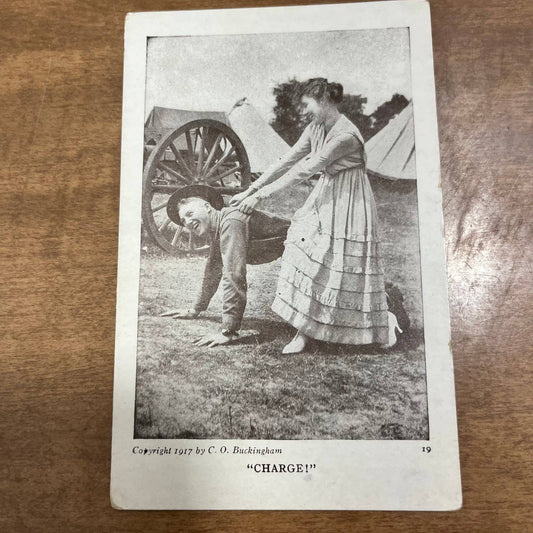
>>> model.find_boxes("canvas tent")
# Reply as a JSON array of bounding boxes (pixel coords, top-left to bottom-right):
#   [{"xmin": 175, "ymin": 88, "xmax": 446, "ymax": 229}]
[
  {"xmin": 144, "ymin": 99, "xmax": 289, "ymax": 174},
  {"xmin": 227, "ymin": 98, "xmax": 290, "ymax": 173},
  {"xmin": 366, "ymin": 101, "xmax": 416, "ymax": 181}
]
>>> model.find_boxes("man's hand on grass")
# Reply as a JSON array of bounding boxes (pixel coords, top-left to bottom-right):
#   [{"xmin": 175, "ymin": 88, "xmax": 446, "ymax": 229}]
[
  {"xmin": 160, "ymin": 309, "xmax": 200, "ymax": 319},
  {"xmin": 192, "ymin": 331, "xmax": 238, "ymax": 347}
]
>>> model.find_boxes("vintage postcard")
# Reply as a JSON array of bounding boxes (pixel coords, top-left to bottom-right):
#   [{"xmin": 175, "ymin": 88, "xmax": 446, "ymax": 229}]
[{"xmin": 111, "ymin": 1, "xmax": 461, "ymax": 510}]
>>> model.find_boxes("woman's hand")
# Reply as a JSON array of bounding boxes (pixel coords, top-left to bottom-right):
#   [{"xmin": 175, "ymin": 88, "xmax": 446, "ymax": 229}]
[
  {"xmin": 239, "ymin": 193, "xmax": 260, "ymax": 214},
  {"xmin": 229, "ymin": 189, "xmax": 252, "ymax": 207}
]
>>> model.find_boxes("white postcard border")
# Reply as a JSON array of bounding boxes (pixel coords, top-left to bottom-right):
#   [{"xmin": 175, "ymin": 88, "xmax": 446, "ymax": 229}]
[{"xmin": 111, "ymin": 1, "xmax": 461, "ymax": 510}]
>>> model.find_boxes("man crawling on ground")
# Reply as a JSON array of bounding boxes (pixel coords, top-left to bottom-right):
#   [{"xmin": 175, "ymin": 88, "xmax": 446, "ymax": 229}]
[{"xmin": 162, "ymin": 184, "xmax": 289, "ymax": 347}]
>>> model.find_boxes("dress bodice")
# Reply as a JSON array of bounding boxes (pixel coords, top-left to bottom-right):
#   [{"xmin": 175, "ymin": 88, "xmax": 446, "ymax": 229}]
[{"xmin": 307, "ymin": 115, "xmax": 366, "ymax": 176}]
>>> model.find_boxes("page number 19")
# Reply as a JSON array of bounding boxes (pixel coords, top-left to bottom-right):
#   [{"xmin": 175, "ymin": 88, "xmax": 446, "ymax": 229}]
[{"xmin": 422, "ymin": 446, "xmax": 431, "ymax": 453}]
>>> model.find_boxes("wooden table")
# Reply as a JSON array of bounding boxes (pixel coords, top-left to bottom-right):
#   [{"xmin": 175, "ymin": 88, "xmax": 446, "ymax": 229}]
[{"xmin": 1, "ymin": 0, "xmax": 531, "ymax": 530}]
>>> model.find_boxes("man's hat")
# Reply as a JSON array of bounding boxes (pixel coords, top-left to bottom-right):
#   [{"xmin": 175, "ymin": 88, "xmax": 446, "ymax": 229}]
[{"xmin": 166, "ymin": 185, "xmax": 224, "ymax": 225}]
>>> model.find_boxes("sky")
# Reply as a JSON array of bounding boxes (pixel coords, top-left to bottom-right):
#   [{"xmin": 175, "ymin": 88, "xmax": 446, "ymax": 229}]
[{"xmin": 145, "ymin": 28, "xmax": 411, "ymax": 122}]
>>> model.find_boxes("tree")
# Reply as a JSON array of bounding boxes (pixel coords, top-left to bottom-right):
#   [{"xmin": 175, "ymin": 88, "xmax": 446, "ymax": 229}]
[
  {"xmin": 369, "ymin": 93, "xmax": 409, "ymax": 137},
  {"xmin": 270, "ymin": 79, "xmax": 372, "ymax": 143},
  {"xmin": 338, "ymin": 94, "xmax": 372, "ymax": 140},
  {"xmin": 269, "ymin": 79, "xmax": 408, "ymax": 145},
  {"xmin": 270, "ymin": 79, "xmax": 307, "ymax": 146}
]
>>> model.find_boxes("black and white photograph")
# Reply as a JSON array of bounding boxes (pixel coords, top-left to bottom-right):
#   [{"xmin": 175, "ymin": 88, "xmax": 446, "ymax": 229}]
[
  {"xmin": 136, "ymin": 28, "xmax": 427, "ymax": 441},
  {"xmin": 111, "ymin": 2, "xmax": 461, "ymax": 510}
]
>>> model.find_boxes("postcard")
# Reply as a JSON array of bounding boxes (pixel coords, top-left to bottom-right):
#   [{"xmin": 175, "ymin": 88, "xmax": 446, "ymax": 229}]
[{"xmin": 111, "ymin": 1, "xmax": 461, "ymax": 510}]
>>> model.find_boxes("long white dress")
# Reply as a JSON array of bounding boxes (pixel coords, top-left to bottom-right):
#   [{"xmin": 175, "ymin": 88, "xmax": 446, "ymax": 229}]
[{"xmin": 258, "ymin": 114, "xmax": 389, "ymax": 345}]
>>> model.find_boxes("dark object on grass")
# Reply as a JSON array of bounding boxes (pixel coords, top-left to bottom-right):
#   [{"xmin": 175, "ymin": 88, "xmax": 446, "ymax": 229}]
[
  {"xmin": 247, "ymin": 210, "xmax": 290, "ymax": 264},
  {"xmin": 385, "ymin": 282, "xmax": 410, "ymax": 333}
]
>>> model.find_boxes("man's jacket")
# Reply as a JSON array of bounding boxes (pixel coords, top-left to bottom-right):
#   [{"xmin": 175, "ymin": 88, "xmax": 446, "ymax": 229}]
[{"xmin": 193, "ymin": 207, "xmax": 290, "ymax": 330}]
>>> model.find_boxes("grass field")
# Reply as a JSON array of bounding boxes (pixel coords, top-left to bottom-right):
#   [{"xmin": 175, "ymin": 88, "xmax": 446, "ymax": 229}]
[{"xmin": 135, "ymin": 179, "xmax": 428, "ymax": 440}]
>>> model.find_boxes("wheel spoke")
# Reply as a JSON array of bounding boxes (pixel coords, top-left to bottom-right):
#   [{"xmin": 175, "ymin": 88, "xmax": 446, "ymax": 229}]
[
  {"xmin": 151, "ymin": 199, "xmax": 169, "ymax": 213},
  {"xmin": 157, "ymin": 162, "xmax": 189, "ymax": 184},
  {"xmin": 193, "ymin": 128, "xmax": 200, "ymax": 154},
  {"xmin": 158, "ymin": 216, "xmax": 172, "ymax": 232},
  {"xmin": 201, "ymin": 132, "xmax": 224, "ymax": 177},
  {"xmin": 204, "ymin": 145, "xmax": 235, "ymax": 179},
  {"xmin": 206, "ymin": 164, "xmax": 242, "ymax": 184},
  {"xmin": 196, "ymin": 127, "xmax": 206, "ymax": 174},
  {"xmin": 185, "ymin": 130, "xmax": 194, "ymax": 169},
  {"xmin": 169, "ymin": 141, "xmax": 192, "ymax": 176},
  {"xmin": 171, "ymin": 226, "xmax": 183, "ymax": 246}
]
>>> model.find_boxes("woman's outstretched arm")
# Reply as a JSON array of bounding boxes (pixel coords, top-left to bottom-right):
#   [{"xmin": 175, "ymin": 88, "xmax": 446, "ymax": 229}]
[
  {"xmin": 252, "ymin": 126, "xmax": 312, "ymax": 188},
  {"xmin": 229, "ymin": 126, "xmax": 312, "ymax": 206},
  {"xmin": 237, "ymin": 132, "xmax": 360, "ymax": 214},
  {"xmin": 258, "ymin": 133, "xmax": 360, "ymax": 197}
]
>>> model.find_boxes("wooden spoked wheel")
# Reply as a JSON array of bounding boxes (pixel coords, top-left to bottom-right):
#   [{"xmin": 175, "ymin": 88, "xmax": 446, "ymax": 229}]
[{"xmin": 142, "ymin": 119, "xmax": 251, "ymax": 255}]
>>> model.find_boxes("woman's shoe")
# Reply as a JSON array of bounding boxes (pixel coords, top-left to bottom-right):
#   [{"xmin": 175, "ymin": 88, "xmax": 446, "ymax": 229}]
[
  {"xmin": 384, "ymin": 311, "xmax": 403, "ymax": 348},
  {"xmin": 282, "ymin": 332, "xmax": 308, "ymax": 354}
]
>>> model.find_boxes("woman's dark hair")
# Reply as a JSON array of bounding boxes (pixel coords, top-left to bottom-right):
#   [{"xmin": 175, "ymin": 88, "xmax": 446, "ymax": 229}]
[{"xmin": 300, "ymin": 78, "xmax": 344, "ymax": 104}]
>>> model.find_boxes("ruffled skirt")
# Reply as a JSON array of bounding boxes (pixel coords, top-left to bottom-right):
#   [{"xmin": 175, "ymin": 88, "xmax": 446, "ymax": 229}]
[{"xmin": 272, "ymin": 168, "xmax": 389, "ymax": 344}]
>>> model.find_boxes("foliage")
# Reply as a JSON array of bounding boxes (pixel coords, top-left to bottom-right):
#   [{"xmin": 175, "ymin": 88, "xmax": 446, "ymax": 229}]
[
  {"xmin": 338, "ymin": 93, "xmax": 372, "ymax": 139},
  {"xmin": 369, "ymin": 93, "xmax": 410, "ymax": 136},
  {"xmin": 270, "ymin": 78, "xmax": 308, "ymax": 146},
  {"xmin": 269, "ymin": 79, "xmax": 409, "ymax": 143}
]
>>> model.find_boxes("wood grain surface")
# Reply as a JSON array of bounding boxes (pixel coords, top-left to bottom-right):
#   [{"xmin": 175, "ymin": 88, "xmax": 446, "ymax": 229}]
[{"xmin": 1, "ymin": 0, "xmax": 531, "ymax": 530}]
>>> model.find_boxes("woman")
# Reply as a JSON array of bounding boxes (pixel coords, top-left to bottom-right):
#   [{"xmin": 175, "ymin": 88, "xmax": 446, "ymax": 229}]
[{"xmin": 230, "ymin": 78, "xmax": 399, "ymax": 353}]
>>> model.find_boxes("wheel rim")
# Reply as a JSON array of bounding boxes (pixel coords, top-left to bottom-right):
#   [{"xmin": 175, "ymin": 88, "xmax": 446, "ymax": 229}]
[{"xmin": 142, "ymin": 119, "xmax": 251, "ymax": 255}]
